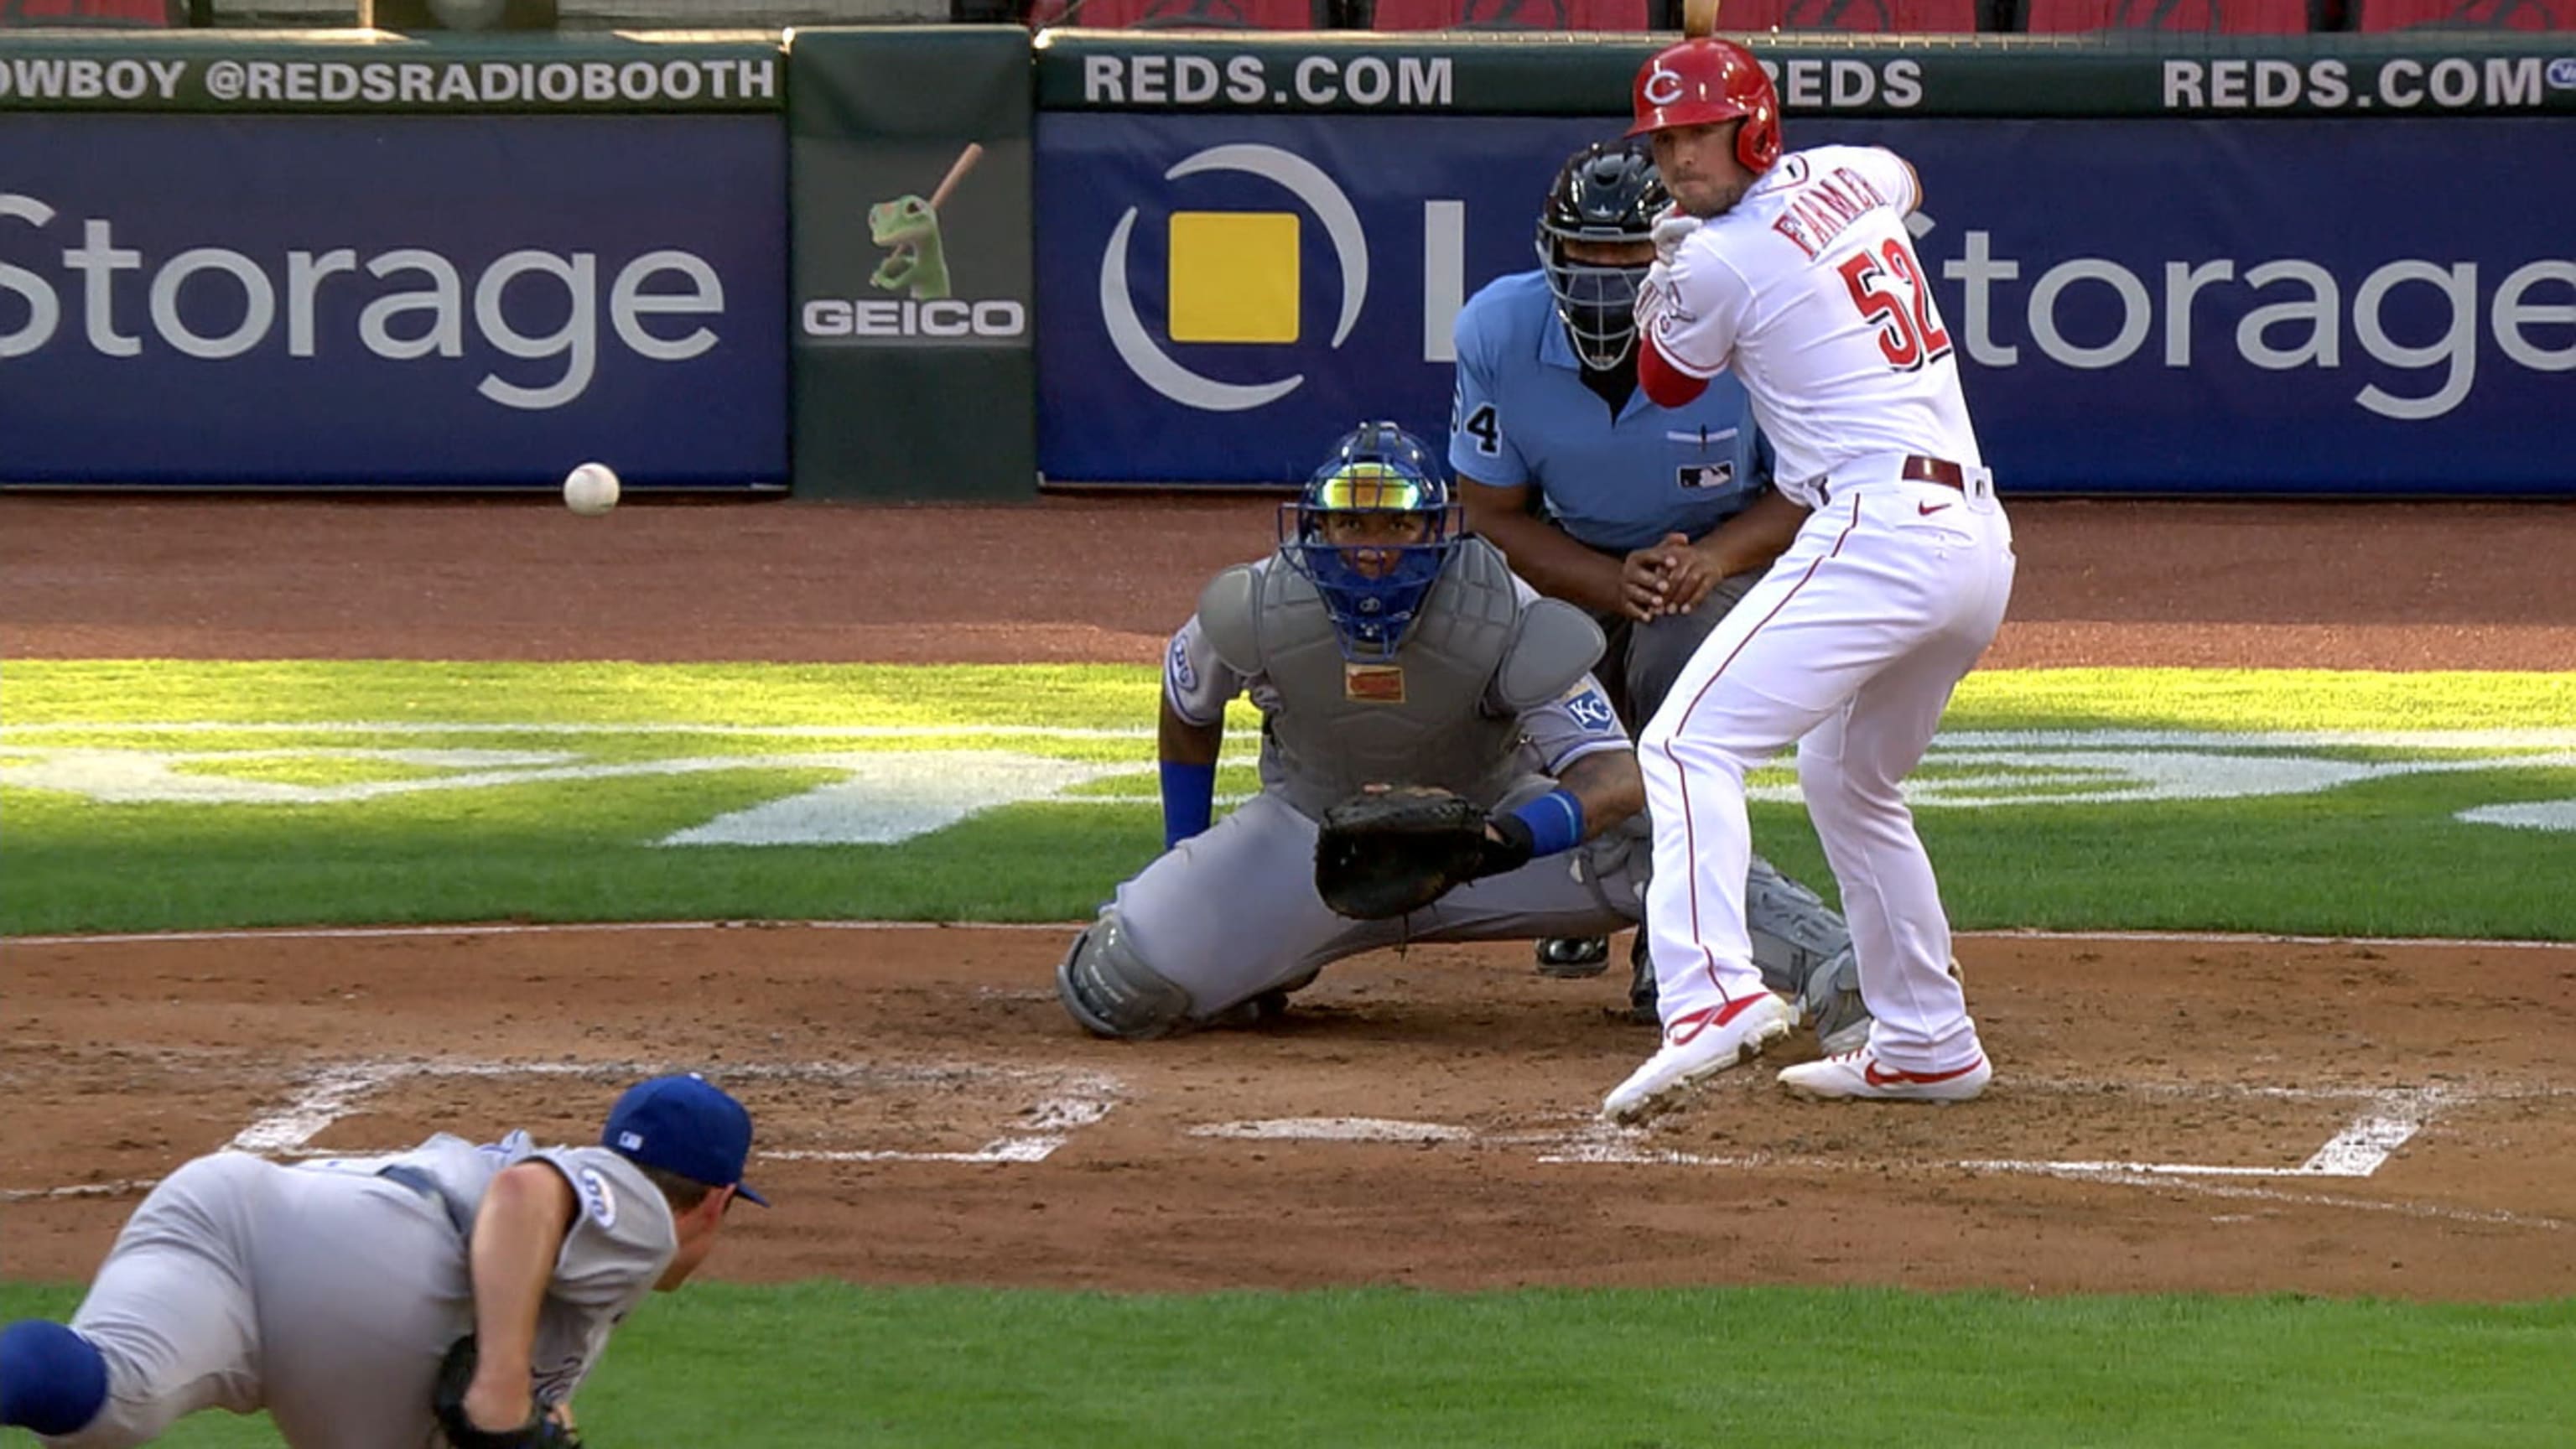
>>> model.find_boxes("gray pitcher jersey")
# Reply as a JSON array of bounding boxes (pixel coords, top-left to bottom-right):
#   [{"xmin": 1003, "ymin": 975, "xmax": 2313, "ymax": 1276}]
[
  {"xmin": 1166, "ymin": 547, "xmax": 1628, "ymax": 818},
  {"xmin": 299, "ymin": 1132, "xmax": 678, "ymax": 1407}
]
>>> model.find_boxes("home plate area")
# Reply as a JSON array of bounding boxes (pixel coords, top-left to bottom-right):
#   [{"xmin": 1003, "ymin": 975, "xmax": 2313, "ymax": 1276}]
[{"xmin": 7, "ymin": 924, "xmax": 2571, "ymax": 1296}]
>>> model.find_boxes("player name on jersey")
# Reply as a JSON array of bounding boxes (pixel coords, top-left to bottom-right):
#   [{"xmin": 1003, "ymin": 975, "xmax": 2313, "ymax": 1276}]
[{"xmin": 1767, "ymin": 164, "xmax": 1897, "ymax": 262}]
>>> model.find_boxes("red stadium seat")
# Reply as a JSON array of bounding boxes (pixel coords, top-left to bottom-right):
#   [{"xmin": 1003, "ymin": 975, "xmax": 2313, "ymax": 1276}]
[
  {"xmin": 1717, "ymin": 0, "xmax": 1981, "ymax": 28},
  {"xmin": 1362, "ymin": 0, "xmax": 1655, "ymax": 29},
  {"xmin": 2352, "ymin": 0, "xmax": 2568, "ymax": 26},
  {"xmin": 2023, "ymin": 0, "xmax": 2314, "ymax": 29},
  {"xmin": 1026, "ymin": 0, "xmax": 1327, "ymax": 28},
  {"xmin": 0, "ymin": 0, "xmax": 182, "ymax": 24}
]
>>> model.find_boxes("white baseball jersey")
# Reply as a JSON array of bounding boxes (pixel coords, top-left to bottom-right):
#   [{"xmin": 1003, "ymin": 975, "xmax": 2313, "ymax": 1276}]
[{"xmin": 1648, "ymin": 144, "xmax": 1981, "ymax": 503}]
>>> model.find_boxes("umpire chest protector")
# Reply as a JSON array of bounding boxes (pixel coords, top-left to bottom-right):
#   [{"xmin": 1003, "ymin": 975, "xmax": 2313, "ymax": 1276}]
[{"xmin": 1198, "ymin": 538, "xmax": 1604, "ymax": 819}]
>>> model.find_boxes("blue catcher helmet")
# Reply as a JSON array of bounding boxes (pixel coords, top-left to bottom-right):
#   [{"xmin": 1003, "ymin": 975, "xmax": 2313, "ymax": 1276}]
[{"xmin": 1280, "ymin": 422, "xmax": 1463, "ymax": 662}]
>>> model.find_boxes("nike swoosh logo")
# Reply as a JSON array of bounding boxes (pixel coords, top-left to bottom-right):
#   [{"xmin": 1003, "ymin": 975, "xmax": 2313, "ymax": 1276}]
[
  {"xmin": 1665, "ymin": 995, "xmax": 1762, "ymax": 1046},
  {"xmin": 1864, "ymin": 1057, "xmax": 1984, "ymax": 1088},
  {"xmin": 1918, "ymin": 501, "xmax": 1954, "ymax": 516},
  {"xmin": 1666, "ymin": 1008, "xmax": 1722, "ymax": 1046}
]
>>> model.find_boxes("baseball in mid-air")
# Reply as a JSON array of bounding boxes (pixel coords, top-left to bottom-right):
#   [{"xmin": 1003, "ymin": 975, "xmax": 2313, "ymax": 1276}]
[{"xmin": 562, "ymin": 462, "xmax": 621, "ymax": 517}]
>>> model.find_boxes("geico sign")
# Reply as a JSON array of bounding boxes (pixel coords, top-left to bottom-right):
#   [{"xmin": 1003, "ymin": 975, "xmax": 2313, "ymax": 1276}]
[
  {"xmin": 802, "ymin": 298, "xmax": 1027, "ymax": 339},
  {"xmin": 0, "ymin": 194, "xmax": 726, "ymax": 412}
]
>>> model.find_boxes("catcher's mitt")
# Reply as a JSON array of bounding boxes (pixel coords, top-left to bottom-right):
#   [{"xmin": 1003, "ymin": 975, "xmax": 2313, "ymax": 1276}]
[
  {"xmin": 1315, "ymin": 787, "xmax": 1524, "ymax": 921},
  {"xmin": 433, "ymin": 1335, "xmax": 581, "ymax": 1449}
]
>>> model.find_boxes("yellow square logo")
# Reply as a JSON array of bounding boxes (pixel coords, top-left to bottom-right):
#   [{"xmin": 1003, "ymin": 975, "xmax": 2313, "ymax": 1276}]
[{"xmin": 1167, "ymin": 211, "xmax": 1299, "ymax": 345}]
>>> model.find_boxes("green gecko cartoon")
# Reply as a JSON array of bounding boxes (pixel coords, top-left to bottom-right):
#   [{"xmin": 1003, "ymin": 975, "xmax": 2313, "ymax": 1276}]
[
  {"xmin": 867, "ymin": 193, "xmax": 951, "ymax": 302},
  {"xmin": 866, "ymin": 143, "xmax": 984, "ymax": 304}
]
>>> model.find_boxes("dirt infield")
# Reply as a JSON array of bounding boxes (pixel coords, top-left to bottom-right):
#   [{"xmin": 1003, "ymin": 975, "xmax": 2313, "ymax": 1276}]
[{"xmin": 3, "ymin": 495, "xmax": 2573, "ymax": 1301}]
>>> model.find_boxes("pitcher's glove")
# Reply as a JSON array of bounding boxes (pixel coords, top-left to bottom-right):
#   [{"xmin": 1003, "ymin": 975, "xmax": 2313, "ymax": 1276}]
[
  {"xmin": 1314, "ymin": 787, "xmax": 1534, "ymax": 921},
  {"xmin": 433, "ymin": 1336, "xmax": 580, "ymax": 1449}
]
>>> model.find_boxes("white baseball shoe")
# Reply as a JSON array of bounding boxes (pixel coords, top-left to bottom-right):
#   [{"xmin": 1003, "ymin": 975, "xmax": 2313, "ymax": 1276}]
[
  {"xmin": 1777, "ymin": 1050, "xmax": 1992, "ymax": 1104},
  {"xmin": 1602, "ymin": 992, "xmax": 1797, "ymax": 1124},
  {"xmin": 1808, "ymin": 954, "xmax": 1967, "ymax": 1057}
]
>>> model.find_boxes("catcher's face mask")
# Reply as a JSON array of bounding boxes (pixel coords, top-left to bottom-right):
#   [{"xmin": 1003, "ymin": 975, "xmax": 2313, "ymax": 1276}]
[{"xmin": 1281, "ymin": 425, "xmax": 1460, "ymax": 662}]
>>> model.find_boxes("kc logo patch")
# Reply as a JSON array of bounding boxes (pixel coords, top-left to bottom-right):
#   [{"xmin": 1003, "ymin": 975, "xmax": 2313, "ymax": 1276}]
[{"xmin": 1564, "ymin": 688, "xmax": 1616, "ymax": 730}]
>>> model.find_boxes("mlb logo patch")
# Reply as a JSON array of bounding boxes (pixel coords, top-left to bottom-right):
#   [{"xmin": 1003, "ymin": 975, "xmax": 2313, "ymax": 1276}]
[{"xmin": 1679, "ymin": 461, "xmax": 1735, "ymax": 491}]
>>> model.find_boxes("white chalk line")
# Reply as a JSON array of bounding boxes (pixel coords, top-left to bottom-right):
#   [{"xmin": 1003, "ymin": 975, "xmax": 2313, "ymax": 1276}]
[
  {"xmin": 9, "ymin": 1057, "xmax": 1123, "ymax": 1197},
  {"xmin": 9, "ymin": 1041, "xmax": 2564, "ymax": 1233},
  {"xmin": 10, "ymin": 922, "xmax": 2571, "ymax": 951},
  {"xmin": 0, "ymin": 1180, "xmax": 161, "ymax": 1204},
  {"xmin": 765, "ymin": 1092, "xmax": 1121, "ymax": 1165},
  {"xmin": 1998, "ymin": 1169, "xmax": 2564, "ymax": 1230},
  {"xmin": 1189, "ymin": 1117, "xmax": 1478, "ymax": 1144},
  {"xmin": 11, "ymin": 1081, "xmax": 2564, "ymax": 1233},
  {"xmin": 226, "ymin": 1062, "xmax": 408, "ymax": 1152}
]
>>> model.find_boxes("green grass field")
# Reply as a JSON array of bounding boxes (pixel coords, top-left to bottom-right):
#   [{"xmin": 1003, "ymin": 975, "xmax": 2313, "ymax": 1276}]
[
  {"xmin": 4, "ymin": 662, "xmax": 2570, "ymax": 938},
  {"xmin": 0, "ymin": 1282, "xmax": 2567, "ymax": 1447},
  {"xmin": 6, "ymin": 662, "xmax": 2573, "ymax": 1446}
]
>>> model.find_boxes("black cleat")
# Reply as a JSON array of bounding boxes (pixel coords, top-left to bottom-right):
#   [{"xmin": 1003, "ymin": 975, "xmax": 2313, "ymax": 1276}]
[
  {"xmin": 1628, "ymin": 932, "xmax": 1659, "ymax": 1025},
  {"xmin": 1534, "ymin": 936, "xmax": 1613, "ymax": 979}
]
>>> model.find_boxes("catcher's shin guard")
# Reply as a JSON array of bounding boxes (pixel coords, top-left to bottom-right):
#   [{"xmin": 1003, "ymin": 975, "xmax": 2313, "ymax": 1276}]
[{"xmin": 1056, "ymin": 912, "xmax": 1193, "ymax": 1040}]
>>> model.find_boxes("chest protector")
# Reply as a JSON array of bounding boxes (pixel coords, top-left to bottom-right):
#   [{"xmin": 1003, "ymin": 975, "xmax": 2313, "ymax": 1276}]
[{"xmin": 1197, "ymin": 538, "xmax": 1605, "ymax": 819}]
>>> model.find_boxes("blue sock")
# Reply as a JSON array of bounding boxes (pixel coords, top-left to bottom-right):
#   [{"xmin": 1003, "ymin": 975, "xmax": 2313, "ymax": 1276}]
[{"xmin": 0, "ymin": 1320, "xmax": 108, "ymax": 1436}]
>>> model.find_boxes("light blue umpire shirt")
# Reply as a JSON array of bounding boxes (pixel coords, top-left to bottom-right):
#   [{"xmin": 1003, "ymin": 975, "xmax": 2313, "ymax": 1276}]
[{"xmin": 1448, "ymin": 270, "xmax": 1766, "ymax": 554}]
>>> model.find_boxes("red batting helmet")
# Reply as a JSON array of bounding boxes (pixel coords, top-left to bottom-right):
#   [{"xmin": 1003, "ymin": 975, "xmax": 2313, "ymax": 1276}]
[{"xmin": 1627, "ymin": 38, "xmax": 1781, "ymax": 176}]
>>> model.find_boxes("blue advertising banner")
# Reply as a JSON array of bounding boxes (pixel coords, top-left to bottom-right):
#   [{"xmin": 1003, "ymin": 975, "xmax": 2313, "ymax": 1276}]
[
  {"xmin": 1036, "ymin": 114, "xmax": 2576, "ymax": 496},
  {"xmin": 0, "ymin": 114, "xmax": 787, "ymax": 486}
]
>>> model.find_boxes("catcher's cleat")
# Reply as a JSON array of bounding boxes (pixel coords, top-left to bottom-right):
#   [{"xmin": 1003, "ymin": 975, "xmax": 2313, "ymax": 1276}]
[
  {"xmin": 1202, "ymin": 989, "xmax": 1291, "ymax": 1030},
  {"xmin": 1627, "ymin": 932, "xmax": 1659, "ymax": 1025},
  {"xmin": 1602, "ymin": 991, "xmax": 1795, "ymax": 1124},
  {"xmin": 1534, "ymin": 935, "xmax": 1612, "ymax": 979},
  {"xmin": 1201, "ymin": 968, "xmax": 1319, "ymax": 1031}
]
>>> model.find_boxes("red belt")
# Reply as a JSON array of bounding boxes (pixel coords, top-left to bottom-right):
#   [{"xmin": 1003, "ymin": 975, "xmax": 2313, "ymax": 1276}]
[{"xmin": 1819, "ymin": 454, "xmax": 1966, "ymax": 505}]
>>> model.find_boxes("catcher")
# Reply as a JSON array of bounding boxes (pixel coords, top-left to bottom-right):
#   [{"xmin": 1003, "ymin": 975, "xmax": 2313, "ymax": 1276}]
[
  {"xmin": 0, "ymin": 1074, "xmax": 760, "ymax": 1449},
  {"xmin": 1057, "ymin": 419, "xmax": 1662, "ymax": 1040}
]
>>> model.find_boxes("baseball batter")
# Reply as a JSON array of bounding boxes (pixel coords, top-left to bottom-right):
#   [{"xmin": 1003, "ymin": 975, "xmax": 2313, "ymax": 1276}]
[
  {"xmin": 1056, "ymin": 421, "xmax": 1657, "ymax": 1038},
  {"xmin": 1452, "ymin": 136, "xmax": 1876, "ymax": 1048},
  {"xmin": 0, "ymin": 1074, "xmax": 761, "ymax": 1448},
  {"xmin": 1602, "ymin": 39, "xmax": 2017, "ymax": 1119}
]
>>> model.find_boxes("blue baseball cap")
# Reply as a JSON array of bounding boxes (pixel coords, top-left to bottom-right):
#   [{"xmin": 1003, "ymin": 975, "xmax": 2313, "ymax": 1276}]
[{"xmin": 601, "ymin": 1074, "xmax": 767, "ymax": 1206}]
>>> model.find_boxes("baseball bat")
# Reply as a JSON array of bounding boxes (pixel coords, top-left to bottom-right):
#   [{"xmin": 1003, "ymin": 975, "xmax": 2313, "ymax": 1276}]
[
  {"xmin": 928, "ymin": 143, "xmax": 984, "ymax": 213},
  {"xmin": 1682, "ymin": 0, "xmax": 1717, "ymax": 34}
]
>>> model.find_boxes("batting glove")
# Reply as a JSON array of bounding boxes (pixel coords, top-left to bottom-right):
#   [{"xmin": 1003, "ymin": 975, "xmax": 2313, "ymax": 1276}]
[
  {"xmin": 1650, "ymin": 208, "xmax": 1701, "ymax": 266},
  {"xmin": 1635, "ymin": 258, "xmax": 1680, "ymax": 330}
]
